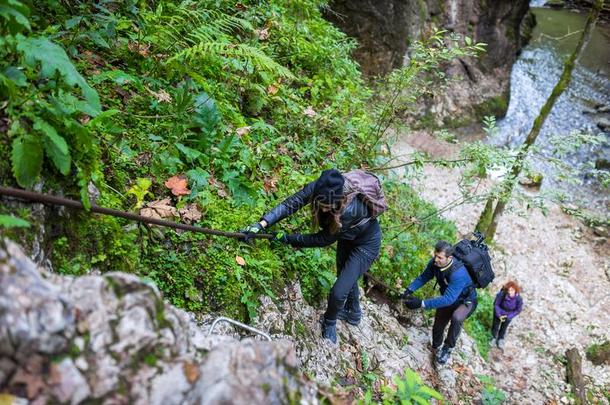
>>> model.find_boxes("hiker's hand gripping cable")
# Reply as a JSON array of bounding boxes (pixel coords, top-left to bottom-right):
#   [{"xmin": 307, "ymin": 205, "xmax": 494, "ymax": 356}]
[{"xmin": 240, "ymin": 220, "xmax": 268, "ymax": 242}]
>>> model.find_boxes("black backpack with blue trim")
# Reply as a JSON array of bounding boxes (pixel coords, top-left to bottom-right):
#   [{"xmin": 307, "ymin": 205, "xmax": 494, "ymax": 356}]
[{"xmin": 452, "ymin": 232, "xmax": 495, "ymax": 288}]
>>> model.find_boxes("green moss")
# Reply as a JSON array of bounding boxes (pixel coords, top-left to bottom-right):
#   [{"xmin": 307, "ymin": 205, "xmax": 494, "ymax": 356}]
[
  {"xmin": 69, "ymin": 342, "xmax": 81, "ymax": 358},
  {"xmin": 586, "ymin": 341, "xmax": 610, "ymax": 365},
  {"xmin": 475, "ymin": 199, "xmax": 495, "ymax": 234},
  {"xmin": 293, "ymin": 320, "xmax": 308, "ymax": 339},
  {"xmin": 144, "ymin": 353, "xmax": 158, "ymax": 367},
  {"xmin": 473, "ymin": 93, "xmax": 509, "ymax": 120},
  {"xmin": 154, "ymin": 298, "xmax": 172, "ymax": 330}
]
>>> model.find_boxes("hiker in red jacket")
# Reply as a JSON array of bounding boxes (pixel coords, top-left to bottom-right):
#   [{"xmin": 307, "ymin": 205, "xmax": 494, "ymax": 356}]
[
  {"xmin": 491, "ymin": 280, "xmax": 524, "ymax": 349},
  {"xmin": 241, "ymin": 169, "xmax": 386, "ymax": 344}
]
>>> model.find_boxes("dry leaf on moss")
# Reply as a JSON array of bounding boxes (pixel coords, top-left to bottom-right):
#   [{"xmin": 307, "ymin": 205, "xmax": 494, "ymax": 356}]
[
  {"xmin": 146, "ymin": 87, "xmax": 172, "ymax": 103},
  {"xmin": 235, "ymin": 256, "xmax": 246, "ymax": 266},
  {"xmin": 267, "ymin": 84, "xmax": 279, "ymax": 95},
  {"xmin": 140, "ymin": 198, "xmax": 178, "ymax": 220},
  {"xmin": 256, "ymin": 28, "xmax": 269, "ymax": 40},
  {"xmin": 236, "ymin": 126, "xmax": 251, "ymax": 137},
  {"xmin": 178, "ymin": 204, "xmax": 202, "ymax": 224},
  {"xmin": 165, "ymin": 175, "xmax": 190, "ymax": 196}
]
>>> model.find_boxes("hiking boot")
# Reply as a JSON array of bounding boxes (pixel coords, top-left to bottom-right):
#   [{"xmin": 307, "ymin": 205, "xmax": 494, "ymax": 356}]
[
  {"xmin": 321, "ymin": 318, "xmax": 337, "ymax": 344},
  {"xmin": 497, "ymin": 339, "xmax": 505, "ymax": 349},
  {"xmin": 337, "ymin": 309, "xmax": 362, "ymax": 326},
  {"xmin": 436, "ymin": 346, "xmax": 453, "ymax": 365}
]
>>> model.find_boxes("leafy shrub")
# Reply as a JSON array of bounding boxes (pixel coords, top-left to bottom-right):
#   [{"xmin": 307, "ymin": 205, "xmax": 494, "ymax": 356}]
[
  {"xmin": 0, "ymin": 0, "xmax": 475, "ymax": 323},
  {"xmin": 361, "ymin": 368, "xmax": 443, "ymax": 404}
]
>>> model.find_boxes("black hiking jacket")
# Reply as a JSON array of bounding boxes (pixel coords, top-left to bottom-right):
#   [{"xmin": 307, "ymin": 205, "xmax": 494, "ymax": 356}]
[{"xmin": 261, "ymin": 180, "xmax": 376, "ymax": 247}]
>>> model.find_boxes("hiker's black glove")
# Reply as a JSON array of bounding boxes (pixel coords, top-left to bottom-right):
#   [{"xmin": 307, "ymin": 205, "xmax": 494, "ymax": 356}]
[
  {"xmin": 270, "ymin": 231, "xmax": 289, "ymax": 247},
  {"xmin": 400, "ymin": 289, "xmax": 414, "ymax": 299},
  {"xmin": 240, "ymin": 222, "xmax": 264, "ymax": 241},
  {"xmin": 404, "ymin": 296, "xmax": 423, "ymax": 309}
]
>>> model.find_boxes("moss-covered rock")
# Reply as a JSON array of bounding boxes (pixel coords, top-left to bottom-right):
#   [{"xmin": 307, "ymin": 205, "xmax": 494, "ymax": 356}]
[{"xmin": 586, "ymin": 341, "xmax": 610, "ymax": 365}]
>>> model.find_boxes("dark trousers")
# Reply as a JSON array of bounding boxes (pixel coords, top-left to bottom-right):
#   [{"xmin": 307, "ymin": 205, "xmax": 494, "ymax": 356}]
[
  {"xmin": 432, "ymin": 300, "xmax": 477, "ymax": 349},
  {"xmin": 491, "ymin": 315, "xmax": 512, "ymax": 339},
  {"xmin": 324, "ymin": 221, "xmax": 381, "ymax": 321}
]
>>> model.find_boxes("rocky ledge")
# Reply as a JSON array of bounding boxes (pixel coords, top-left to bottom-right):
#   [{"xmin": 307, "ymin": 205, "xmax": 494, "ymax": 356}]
[{"xmin": 0, "ymin": 238, "xmax": 317, "ymax": 404}]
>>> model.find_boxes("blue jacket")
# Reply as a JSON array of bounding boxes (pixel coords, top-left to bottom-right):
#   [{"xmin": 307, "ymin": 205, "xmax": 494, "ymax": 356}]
[{"xmin": 407, "ymin": 258, "xmax": 476, "ymax": 309}]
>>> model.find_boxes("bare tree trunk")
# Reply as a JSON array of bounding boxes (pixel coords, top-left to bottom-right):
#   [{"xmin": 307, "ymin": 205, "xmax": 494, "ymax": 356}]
[
  {"xmin": 566, "ymin": 348, "xmax": 587, "ymax": 405},
  {"xmin": 477, "ymin": 0, "xmax": 603, "ymax": 240}
]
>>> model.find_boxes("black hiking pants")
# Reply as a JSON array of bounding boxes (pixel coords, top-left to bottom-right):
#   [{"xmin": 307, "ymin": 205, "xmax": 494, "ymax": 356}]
[
  {"xmin": 432, "ymin": 300, "xmax": 477, "ymax": 349},
  {"xmin": 324, "ymin": 220, "xmax": 381, "ymax": 321},
  {"xmin": 491, "ymin": 315, "xmax": 512, "ymax": 340}
]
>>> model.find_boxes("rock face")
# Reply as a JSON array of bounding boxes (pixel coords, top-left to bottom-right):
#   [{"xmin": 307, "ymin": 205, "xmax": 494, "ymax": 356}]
[
  {"xmin": 0, "ymin": 238, "xmax": 317, "ymax": 404},
  {"xmin": 325, "ymin": 0, "xmax": 533, "ymax": 125}
]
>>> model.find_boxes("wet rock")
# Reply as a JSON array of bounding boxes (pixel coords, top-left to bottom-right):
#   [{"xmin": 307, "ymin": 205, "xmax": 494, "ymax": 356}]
[
  {"xmin": 324, "ymin": 0, "xmax": 530, "ymax": 125},
  {"xmin": 595, "ymin": 117, "xmax": 610, "ymax": 131},
  {"xmin": 595, "ymin": 158, "xmax": 610, "ymax": 171},
  {"xmin": 593, "ymin": 226, "xmax": 609, "ymax": 238},
  {"xmin": 519, "ymin": 171, "xmax": 544, "ymax": 188}
]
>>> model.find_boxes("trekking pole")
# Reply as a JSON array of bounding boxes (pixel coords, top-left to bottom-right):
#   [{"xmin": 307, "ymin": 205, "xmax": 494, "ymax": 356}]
[{"xmin": 0, "ymin": 187, "xmax": 273, "ymax": 240}]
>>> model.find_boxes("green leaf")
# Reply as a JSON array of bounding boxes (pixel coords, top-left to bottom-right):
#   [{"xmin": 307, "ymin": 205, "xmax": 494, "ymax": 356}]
[
  {"xmin": 34, "ymin": 119, "xmax": 71, "ymax": 175},
  {"xmin": 4, "ymin": 66, "xmax": 27, "ymax": 86},
  {"xmin": 91, "ymin": 69, "xmax": 143, "ymax": 90},
  {"xmin": 11, "ymin": 134, "xmax": 42, "ymax": 188},
  {"xmin": 0, "ymin": 214, "xmax": 30, "ymax": 228},
  {"xmin": 87, "ymin": 30, "xmax": 110, "ymax": 49},
  {"xmin": 17, "ymin": 36, "xmax": 101, "ymax": 115},
  {"xmin": 176, "ymin": 143, "xmax": 202, "ymax": 161},
  {"xmin": 186, "ymin": 168, "xmax": 209, "ymax": 193},
  {"xmin": 418, "ymin": 386, "xmax": 443, "ymax": 399},
  {"xmin": 0, "ymin": 0, "xmax": 31, "ymax": 34}
]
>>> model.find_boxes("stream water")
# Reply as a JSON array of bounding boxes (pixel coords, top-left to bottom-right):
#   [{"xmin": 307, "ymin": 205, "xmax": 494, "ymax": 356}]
[{"xmin": 491, "ymin": 6, "xmax": 610, "ymax": 212}]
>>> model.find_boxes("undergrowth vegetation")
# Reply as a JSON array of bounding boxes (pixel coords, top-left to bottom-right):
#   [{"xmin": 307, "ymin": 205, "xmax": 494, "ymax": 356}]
[{"xmin": 0, "ymin": 0, "xmax": 486, "ymax": 327}]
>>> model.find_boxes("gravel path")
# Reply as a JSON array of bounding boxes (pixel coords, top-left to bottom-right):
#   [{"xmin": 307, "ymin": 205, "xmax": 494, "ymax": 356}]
[{"xmin": 391, "ymin": 131, "xmax": 610, "ymax": 402}]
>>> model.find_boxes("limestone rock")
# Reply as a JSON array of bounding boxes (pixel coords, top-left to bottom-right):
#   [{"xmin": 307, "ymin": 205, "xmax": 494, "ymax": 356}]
[{"xmin": 0, "ymin": 239, "xmax": 318, "ymax": 404}]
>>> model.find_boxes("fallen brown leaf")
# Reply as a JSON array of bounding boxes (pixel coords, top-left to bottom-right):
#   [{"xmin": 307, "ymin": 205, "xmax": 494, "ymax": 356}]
[
  {"xmin": 235, "ymin": 256, "xmax": 246, "ymax": 266},
  {"xmin": 178, "ymin": 203, "xmax": 203, "ymax": 224},
  {"xmin": 151, "ymin": 89, "xmax": 172, "ymax": 103},
  {"xmin": 267, "ymin": 84, "xmax": 279, "ymax": 95},
  {"xmin": 9, "ymin": 368, "xmax": 46, "ymax": 399},
  {"xmin": 165, "ymin": 175, "xmax": 190, "ymax": 196},
  {"xmin": 208, "ymin": 175, "xmax": 229, "ymax": 198},
  {"xmin": 128, "ymin": 41, "xmax": 150, "ymax": 57},
  {"xmin": 183, "ymin": 361, "xmax": 200, "ymax": 383},
  {"xmin": 256, "ymin": 28, "xmax": 269, "ymax": 40},
  {"xmin": 263, "ymin": 176, "xmax": 278, "ymax": 193},
  {"xmin": 236, "ymin": 126, "xmax": 251, "ymax": 137},
  {"xmin": 140, "ymin": 198, "xmax": 178, "ymax": 220}
]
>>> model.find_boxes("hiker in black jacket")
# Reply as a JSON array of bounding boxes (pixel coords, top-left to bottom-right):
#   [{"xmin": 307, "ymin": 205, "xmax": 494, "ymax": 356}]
[{"xmin": 241, "ymin": 169, "xmax": 382, "ymax": 344}]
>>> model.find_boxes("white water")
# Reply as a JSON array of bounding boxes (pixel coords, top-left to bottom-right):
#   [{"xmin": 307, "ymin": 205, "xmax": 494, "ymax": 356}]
[{"xmin": 492, "ymin": 7, "xmax": 610, "ymax": 211}]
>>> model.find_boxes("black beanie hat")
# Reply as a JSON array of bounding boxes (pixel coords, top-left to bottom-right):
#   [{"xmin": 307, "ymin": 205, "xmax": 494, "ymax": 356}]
[{"xmin": 313, "ymin": 169, "xmax": 344, "ymax": 205}]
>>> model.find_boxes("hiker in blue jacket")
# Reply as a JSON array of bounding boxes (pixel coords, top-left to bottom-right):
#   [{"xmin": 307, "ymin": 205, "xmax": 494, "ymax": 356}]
[
  {"xmin": 401, "ymin": 241, "xmax": 477, "ymax": 364},
  {"xmin": 241, "ymin": 169, "xmax": 383, "ymax": 344}
]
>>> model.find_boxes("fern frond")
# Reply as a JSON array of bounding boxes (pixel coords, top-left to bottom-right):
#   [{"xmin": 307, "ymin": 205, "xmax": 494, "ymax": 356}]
[{"xmin": 169, "ymin": 42, "xmax": 295, "ymax": 80}]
